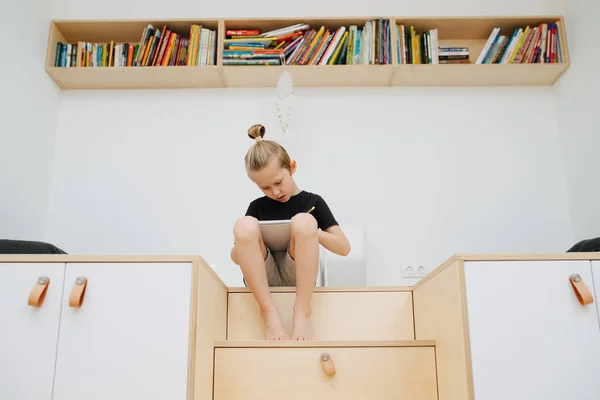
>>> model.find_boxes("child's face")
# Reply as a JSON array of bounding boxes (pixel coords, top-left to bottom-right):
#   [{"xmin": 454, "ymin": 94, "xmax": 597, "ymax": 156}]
[{"xmin": 249, "ymin": 158, "xmax": 297, "ymax": 202}]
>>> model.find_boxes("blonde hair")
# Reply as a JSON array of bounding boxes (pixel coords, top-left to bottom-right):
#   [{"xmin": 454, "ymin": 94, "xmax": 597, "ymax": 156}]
[{"xmin": 245, "ymin": 124, "xmax": 291, "ymax": 173}]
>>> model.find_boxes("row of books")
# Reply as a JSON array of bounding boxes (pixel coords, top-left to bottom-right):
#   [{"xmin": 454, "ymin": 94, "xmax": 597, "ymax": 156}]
[
  {"xmin": 397, "ymin": 26, "xmax": 437, "ymax": 64},
  {"xmin": 222, "ymin": 28, "xmax": 285, "ymax": 66},
  {"xmin": 396, "ymin": 26, "xmax": 470, "ymax": 64},
  {"xmin": 53, "ymin": 21, "xmax": 565, "ymax": 67},
  {"xmin": 222, "ymin": 19, "xmax": 393, "ymax": 66},
  {"xmin": 54, "ymin": 24, "xmax": 217, "ymax": 67},
  {"xmin": 476, "ymin": 22, "xmax": 564, "ymax": 64}
]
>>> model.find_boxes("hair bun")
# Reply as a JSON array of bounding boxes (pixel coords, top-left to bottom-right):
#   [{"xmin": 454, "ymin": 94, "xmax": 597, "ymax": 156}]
[{"xmin": 247, "ymin": 124, "xmax": 266, "ymax": 140}]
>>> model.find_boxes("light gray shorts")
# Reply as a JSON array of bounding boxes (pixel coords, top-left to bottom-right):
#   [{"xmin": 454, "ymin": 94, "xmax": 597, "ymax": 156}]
[
  {"xmin": 264, "ymin": 247, "xmax": 297, "ymax": 287},
  {"xmin": 243, "ymin": 247, "xmax": 296, "ymax": 287}
]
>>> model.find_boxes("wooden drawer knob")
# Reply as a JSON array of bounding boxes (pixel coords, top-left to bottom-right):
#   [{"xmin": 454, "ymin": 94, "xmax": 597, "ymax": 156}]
[
  {"xmin": 69, "ymin": 276, "xmax": 88, "ymax": 308},
  {"xmin": 28, "ymin": 276, "xmax": 50, "ymax": 307},
  {"xmin": 320, "ymin": 353, "xmax": 336, "ymax": 377},
  {"xmin": 570, "ymin": 273, "xmax": 594, "ymax": 306}
]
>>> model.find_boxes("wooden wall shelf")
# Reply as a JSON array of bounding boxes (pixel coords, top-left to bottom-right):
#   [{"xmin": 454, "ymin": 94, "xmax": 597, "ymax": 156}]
[{"xmin": 45, "ymin": 16, "xmax": 570, "ymax": 90}]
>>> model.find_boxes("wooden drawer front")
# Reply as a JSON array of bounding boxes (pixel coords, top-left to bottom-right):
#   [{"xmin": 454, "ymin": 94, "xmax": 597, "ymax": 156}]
[
  {"xmin": 214, "ymin": 346, "xmax": 438, "ymax": 400},
  {"xmin": 227, "ymin": 291, "xmax": 414, "ymax": 340}
]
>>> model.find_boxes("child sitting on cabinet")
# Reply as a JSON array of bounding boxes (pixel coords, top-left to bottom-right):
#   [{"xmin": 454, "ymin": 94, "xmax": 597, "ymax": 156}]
[{"xmin": 230, "ymin": 124, "xmax": 351, "ymax": 341}]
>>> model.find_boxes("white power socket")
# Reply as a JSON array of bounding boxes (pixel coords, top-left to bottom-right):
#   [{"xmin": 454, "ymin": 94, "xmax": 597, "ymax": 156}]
[{"xmin": 401, "ymin": 265, "xmax": 428, "ymax": 278}]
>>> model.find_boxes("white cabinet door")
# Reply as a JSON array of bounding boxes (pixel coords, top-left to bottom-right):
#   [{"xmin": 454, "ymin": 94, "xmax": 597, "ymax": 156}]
[
  {"xmin": 593, "ymin": 261, "xmax": 600, "ymax": 328},
  {"xmin": 464, "ymin": 260, "xmax": 600, "ymax": 400},
  {"xmin": 0, "ymin": 263, "xmax": 65, "ymax": 400},
  {"xmin": 53, "ymin": 262, "xmax": 192, "ymax": 400}
]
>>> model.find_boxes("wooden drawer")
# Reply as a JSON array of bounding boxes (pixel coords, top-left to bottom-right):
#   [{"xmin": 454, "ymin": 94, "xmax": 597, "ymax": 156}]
[
  {"xmin": 213, "ymin": 341, "xmax": 438, "ymax": 400},
  {"xmin": 227, "ymin": 290, "xmax": 414, "ymax": 340}
]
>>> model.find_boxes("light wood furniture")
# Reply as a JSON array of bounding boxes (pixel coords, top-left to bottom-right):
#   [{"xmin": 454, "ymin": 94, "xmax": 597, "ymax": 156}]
[
  {"xmin": 413, "ymin": 253, "xmax": 600, "ymax": 400},
  {"xmin": 2, "ymin": 252, "xmax": 599, "ymax": 400},
  {"xmin": 45, "ymin": 15, "xmax": 570, "ymax": 90},
  {"xmin": 0, "ymin": 255, "xmax": 226, "ymax": 400},
  {"xmin": 227, "ymin": 290, "xmax": 414, "ymax": 340},
  {"xmin": 213, "ymin": 342, "xmax": 438, "ymax": 400}
]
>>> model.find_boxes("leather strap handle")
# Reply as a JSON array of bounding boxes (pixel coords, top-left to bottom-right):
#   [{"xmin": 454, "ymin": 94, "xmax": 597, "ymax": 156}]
[
  {"xmin": 320, "ymin": 353, "xmax": 336, "ymax": 377},
  {"xmin": 570, "ymin": 273, "xmax": 594, "ymax": 306},
  {"xmin": 69, "ymin": 276, "xmax": 88, "ymax": 308},
  {"xmin": 28, "ymin": 276, "xmax": 50, "ymax": 307}
]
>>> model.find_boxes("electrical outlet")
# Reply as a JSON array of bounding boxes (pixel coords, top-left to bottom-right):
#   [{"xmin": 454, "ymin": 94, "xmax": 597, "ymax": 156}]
[
  {"xmin": 401, "ymin": 265, "xmax": 415, "ymax": 278},
  {"xmin": 401, "ymin": 265, "xmax": 428, "ymax": 278}
]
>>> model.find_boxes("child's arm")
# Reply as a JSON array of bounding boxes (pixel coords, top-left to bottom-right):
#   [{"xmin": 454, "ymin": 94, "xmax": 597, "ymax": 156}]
[{"xmin": 318, "ymin": 225, "xmax": 351, "ymax": 256}]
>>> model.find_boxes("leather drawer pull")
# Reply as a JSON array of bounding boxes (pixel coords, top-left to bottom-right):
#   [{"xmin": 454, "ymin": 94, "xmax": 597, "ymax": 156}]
[
  {"xmin": 28, "ymin": 276, "xmax": 50, "ymax": 307},
  {"xmin": 69, "ymin": 276, "xmax": 88, "ymax": 308},
  {"xmin": 570, "ymin": 273, "xmax": 594, "ymax": 306},
  {"xmin": 320, "ymin": 353, "xmax": 336, "ymax": 377}
]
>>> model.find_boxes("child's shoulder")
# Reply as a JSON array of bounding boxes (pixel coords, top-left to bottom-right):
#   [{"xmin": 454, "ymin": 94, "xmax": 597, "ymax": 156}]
[
  {"xmin": 301, "ymin": 190, "xmax": 326, "ymax": 202},
  {"xmin": 248, "ymin": 195, "xmax": 269, "ymax": 206}
]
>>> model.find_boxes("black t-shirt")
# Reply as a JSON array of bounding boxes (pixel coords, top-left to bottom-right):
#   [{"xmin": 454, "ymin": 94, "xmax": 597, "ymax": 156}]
[{"xmin": 245, "ymin": 190, "xmax": 338, "ymax": 231}]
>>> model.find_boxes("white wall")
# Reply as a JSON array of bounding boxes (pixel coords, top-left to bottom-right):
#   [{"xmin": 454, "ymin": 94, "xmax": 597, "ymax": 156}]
[
  {"xmin": 47, "ymin": 86, "xmax": 574, "ymax": 285},
  {"xmin": 55, "ymin": 0, "xmax": 564, "ymax": 19},
  {"xmin": 46, "ymin": 0, "xmax": 575, "ymax": 286},
  {"xmin": 0, "ymin": 0, "xmax": 60, "ymax": 240},
  {"xmin": 554, "ymin": 0, "xmax": 600, "ymax": 243}
]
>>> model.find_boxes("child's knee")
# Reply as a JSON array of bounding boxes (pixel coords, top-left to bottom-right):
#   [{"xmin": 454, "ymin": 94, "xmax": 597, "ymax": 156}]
[
  {"xmin": 234, "ymin": 216, "xmax": 260, "ymax": 242},
  {"xmin": 291, "ymin": 213, "xmax": 317, "ymax": 237}
]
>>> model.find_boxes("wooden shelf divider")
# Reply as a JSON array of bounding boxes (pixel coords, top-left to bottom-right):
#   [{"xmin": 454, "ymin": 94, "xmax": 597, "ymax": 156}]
[{"xmin": 45, "ymin": 15, "xmax": 570, "ymax": 90}]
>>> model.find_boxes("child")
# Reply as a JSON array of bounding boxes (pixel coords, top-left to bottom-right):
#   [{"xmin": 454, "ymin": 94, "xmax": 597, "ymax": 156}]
[{"xmin": 230, "ymin": 124, "xmax": 351, "ymax": 341}]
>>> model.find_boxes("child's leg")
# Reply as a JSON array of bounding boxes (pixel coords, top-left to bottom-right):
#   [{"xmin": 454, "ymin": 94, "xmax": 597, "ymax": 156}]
[
  {"xmin": 288, "ymin": 213, "xmax": 319, "ymax": 340},
  {"xmin": 233, "ymin": 216, "xmax": 288, "ymax": 340}
]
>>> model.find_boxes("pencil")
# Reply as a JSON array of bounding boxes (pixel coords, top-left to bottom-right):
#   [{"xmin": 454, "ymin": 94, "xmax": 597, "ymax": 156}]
[{"xmin": 306, "ymin": 206, "xmax": 315, "ymax": 214}]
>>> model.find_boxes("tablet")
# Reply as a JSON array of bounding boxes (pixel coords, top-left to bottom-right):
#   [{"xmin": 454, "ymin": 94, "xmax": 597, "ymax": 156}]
[{"xmin": 259, "ymin": 219, "xmax": 291, "ymax": 251}]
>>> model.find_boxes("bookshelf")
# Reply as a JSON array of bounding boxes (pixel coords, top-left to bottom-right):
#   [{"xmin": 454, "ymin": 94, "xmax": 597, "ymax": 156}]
[
  {"xmin": 391, "ymin": 16, "xmax": 570, "ymax": 86},
  {"xmin": 46, "ymin": 19, "xmax": 223, "ymax": 89},
  {"xmin": 45, "ymin": 16, "xmax": 569, "ymax": 89},
  {"xmin": 220, "ymin": 17, "xmax": 394, "ymax": 87}
]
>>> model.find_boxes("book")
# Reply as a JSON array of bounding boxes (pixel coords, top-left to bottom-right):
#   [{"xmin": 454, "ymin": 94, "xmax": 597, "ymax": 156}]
[
  {"xmin": 54, "ymin": 23, "xmax": 217, "ymax": 67},
  {"xmin": 396, "ymin": 25, "xmax": 440, "ymax": 64},
  {"xmin": 475, "ymin": 22, "xmax": 564, "ymax": 64},
  {"xmin": 438, "ymin": 46, "xmax": 470, "ymax": 64},
  {"xmin": 223, "ymin": 19, "xmax": 393, "ymax": 66}
]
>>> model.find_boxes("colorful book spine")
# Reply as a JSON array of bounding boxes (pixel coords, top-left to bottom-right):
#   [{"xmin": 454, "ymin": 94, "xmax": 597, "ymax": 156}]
[
  {"xmin": 475, "ymin": 22, "xmax": 564, "ymax": 64},
  {"xmin": 54, "ymin": 23, "xmax": 217, "ymax": 67}
]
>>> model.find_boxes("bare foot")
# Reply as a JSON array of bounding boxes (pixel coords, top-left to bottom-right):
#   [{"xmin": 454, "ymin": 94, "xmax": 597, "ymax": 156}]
[
  {"xmin": 291, "ymin": 310, "xmax": 314, "ymax": 341},
  {"xmin": 260, "ymin": 306, "xmax": 288, "ymax": 341}
]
